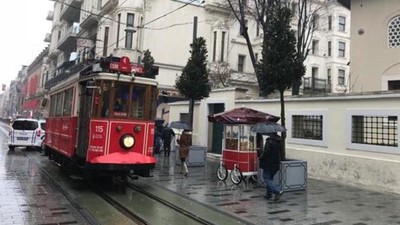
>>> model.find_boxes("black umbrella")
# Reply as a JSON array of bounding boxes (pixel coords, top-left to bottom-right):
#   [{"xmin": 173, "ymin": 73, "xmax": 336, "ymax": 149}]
[
  {"xmin": 251, "ymin": 122, "xmax": 287, "ymax": 134},
  {"xmin": 168, "ymin": 121, "xmax": 190, "ymax": 130}
]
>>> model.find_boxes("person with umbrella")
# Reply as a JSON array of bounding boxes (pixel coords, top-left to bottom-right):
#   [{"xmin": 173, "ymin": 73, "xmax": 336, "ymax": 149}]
[
  {"xmin": 162, "ymin": 123, "xmax": 175, "ymax": 157},
  {"xmin": 259, "ymin": 132, "xmax": 284, "ymax": 201}
]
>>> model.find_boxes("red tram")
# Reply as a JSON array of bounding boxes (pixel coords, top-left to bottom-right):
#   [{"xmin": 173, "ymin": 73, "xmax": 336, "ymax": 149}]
[{"xmin": 43, "ymin": 56, "xmax": 158, "ymax": 178}]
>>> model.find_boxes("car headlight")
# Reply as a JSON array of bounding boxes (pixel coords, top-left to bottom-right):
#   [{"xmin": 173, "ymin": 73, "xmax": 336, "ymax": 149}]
[{"xmin": 120, "ymin": 134, "xmax": 135, "ymax": 150}]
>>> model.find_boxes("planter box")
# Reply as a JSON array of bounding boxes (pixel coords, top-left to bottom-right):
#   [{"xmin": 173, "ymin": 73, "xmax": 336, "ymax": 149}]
[
  {"xmin": 175, "ymin": 145, "xmax": 207, "ymax": 167},
  {"xmin": 258, "ymin": 159, "xmax": 307, "ymax": 192},
  {"xmin": 187, "ymin": 145, "xmax": 207, "ymax": 167}
]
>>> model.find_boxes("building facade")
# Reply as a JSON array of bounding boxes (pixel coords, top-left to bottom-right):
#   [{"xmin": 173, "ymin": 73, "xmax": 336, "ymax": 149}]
[
  {"xmin": 42, "ymin": 0, "xmax": 350, "ymax": 105},
  {"xmin": 340, "ymin": 0, "xmax": 400, "ymax": 92}
]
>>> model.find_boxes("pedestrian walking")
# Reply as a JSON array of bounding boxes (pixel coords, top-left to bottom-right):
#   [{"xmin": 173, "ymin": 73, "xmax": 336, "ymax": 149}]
[
  {"xmin": 259, "ymin": 132, "xmax": 283, "ymax": 201},
  {"xmin": 162, "ymin": 124, "xmax": 175, "ymax": 157},
  {"xmin": 153, "ymin": 127, "xmax": 163, "ymax": 155},
  {"xmin": 177, "ymin": 129, "xmax": 191, "ymax": 176}
]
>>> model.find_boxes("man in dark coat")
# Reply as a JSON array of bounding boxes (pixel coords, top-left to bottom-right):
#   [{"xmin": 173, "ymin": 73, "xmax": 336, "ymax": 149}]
[
  {"xmin": 259, "ymin": 132, "xmax": 283, "ymax": 201},
  {"xmin": 162, "ymin": 124, "xmax": 175, "ymax": 157}
]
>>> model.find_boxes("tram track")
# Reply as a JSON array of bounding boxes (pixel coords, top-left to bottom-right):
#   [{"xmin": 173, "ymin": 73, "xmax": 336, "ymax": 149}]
[
  {"xmin": 90, "ymin": 183, "xmax": 149, "ymax": 225},
  {"xmin": 18, "ymin": 145, "xmax": 250, "ymax": 225},
  {"xmin": 115, "ymin": 178, "xmax": 216, "ymax": 225}
]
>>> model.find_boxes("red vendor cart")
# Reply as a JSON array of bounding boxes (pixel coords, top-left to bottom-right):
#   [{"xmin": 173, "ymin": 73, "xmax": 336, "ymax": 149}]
[{"xmin": 208, "ymin": 107, "xmax": 280, "ymax": 184}]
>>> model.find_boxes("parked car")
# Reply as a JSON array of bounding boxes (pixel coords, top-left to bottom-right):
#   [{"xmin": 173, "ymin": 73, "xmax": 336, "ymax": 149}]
[{"xmin": 8, "ymin": 118, "xmax": 46, "ymax": 151}]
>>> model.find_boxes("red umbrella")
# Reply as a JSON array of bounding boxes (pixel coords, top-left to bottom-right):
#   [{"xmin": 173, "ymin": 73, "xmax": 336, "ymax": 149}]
[{"xmin": 208, "ymin": 107, "xmax": 280, "ymax": 124}]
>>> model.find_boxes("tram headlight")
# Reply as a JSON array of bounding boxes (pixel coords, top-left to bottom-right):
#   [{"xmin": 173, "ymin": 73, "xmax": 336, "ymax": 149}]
[{"xmin": 120, "ymin": 134, "xmax": 135, "ymax": 150}]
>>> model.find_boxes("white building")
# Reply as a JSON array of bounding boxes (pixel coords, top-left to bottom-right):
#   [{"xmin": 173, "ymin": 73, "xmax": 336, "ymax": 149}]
[{"xmin": 43, "ymin": 0, "xmax": 350, "ymax": 101}]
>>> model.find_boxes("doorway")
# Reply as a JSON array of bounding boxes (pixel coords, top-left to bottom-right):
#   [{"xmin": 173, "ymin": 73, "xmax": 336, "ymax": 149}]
[{"xmin": 209, "ymin": 103, "xmax": 224, "ymax": 154}]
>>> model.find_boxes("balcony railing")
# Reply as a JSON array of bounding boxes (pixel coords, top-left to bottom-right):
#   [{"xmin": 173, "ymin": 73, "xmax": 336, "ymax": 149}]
[
  {"xmin": 80, "ymin": 8, "xmax": 100, "ymax": 29},
  {"xmin": 303, "ymin": 77, "xmax": 332, "ymax": 94},
  {"xmin": 45, "ymin": 61, "xmax": 85, "ymax": 90},
  {"xmin": 57, "ymin": 23, "xmax": 80, "ymax": 51}
]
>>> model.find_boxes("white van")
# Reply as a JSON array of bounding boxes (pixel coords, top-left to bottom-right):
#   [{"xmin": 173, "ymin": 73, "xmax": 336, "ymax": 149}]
[{"xmin": 8, "ymin": 118, "xmax": 46, "ymax": 151}]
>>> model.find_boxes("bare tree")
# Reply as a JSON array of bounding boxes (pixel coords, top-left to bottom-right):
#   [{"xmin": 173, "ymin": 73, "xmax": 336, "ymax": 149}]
[
  {"xmin": 209, "ymin": 62, "xmax": 231, "ymax": 88},
  {"xmin": 225, "ymin": 0, "xmax": 329, "ymax": 96},
  {"xmin": 291, "ymin": 0, "xmax": 330, "ymax": 95}
]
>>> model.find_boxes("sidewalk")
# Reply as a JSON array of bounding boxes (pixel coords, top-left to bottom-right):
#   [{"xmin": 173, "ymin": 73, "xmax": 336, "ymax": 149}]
[{"xmin": 149, "ymin": 151, "xmax": 400, "ymax": 225}]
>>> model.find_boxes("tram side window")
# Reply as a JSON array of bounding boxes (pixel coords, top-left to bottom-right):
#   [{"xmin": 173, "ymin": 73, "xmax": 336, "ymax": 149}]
[
  {"xmin": 50, "ymin": 95, "xmax": 57, "ymax": 117},
  {"xmin": 55, "ymin": 92, "xmax": 64, "ymax": 116},
  {"xmin": 131, "ymin": 85, "xmax": 146, "ymax": 119},
  {"xmin": 63, "ymin": 88, "xmax": 73, "ymax": 116}
]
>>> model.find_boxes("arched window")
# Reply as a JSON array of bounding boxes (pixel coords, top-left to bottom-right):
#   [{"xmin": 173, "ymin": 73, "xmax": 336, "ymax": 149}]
[{"xmin": 388, "ymin": 15, "xmax": 400, "ymax": 48}]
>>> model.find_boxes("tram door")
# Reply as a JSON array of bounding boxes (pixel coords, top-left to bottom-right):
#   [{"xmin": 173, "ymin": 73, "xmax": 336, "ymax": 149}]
[{"xmin": 77, "ymin": 85, "xmax": 92, "ymax": 158}]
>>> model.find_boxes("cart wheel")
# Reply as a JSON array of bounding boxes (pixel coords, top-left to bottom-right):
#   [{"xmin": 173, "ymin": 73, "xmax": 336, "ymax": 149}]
[
  {"xmin": 230, "ymin": 167, "xmax": 243, "ymax": 185},
  {"xmin": 216, "ymin": 165, "xmax": 228, "ymax": 181}
]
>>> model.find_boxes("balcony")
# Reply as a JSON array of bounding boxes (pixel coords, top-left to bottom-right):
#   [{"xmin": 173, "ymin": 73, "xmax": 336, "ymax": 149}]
[
  {"xmin": 80, "ymin": 8, "xmax": 100, "ymax": 29},
  {"xmin": 46, "ymin": 11, "xmax": 54, "ymax": 21},
  {"xmin": 303, "ymin": 77, "xmax": 332, "ymax": 94},
  {"xmin": 60, "ymin": 0, "xmax": 82, "ymax": 22},
  {"xmin": 99, "ymin": 0, "xmax": 118, "ymax": 16},
  {"xmin": 44, "ymin": 33, "xmax": 51, "ymax": 43},
  {"xmin": 45, "ymin": 61, "xmax": 86, "ymax": 90},
  {"xmin": 57, "ymin": 23, "xmax": 80, "ymax": 51},
  {"xmin": 47, "ymin": 47, "xmax": 60, "ymax": 60}
]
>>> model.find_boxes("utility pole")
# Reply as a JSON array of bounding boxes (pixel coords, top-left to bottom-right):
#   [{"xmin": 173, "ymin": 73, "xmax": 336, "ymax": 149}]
[{"xmin": 188, "ymin": 16, "xmax": 197, "ymax": 131}]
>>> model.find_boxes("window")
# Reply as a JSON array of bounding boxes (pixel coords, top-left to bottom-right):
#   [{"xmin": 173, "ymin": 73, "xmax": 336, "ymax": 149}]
[
  {"xmin": 212, "ymin": 31, "xmax": 217, "ymax": 62},
  {"xmin": 338, "ymin": 69, "xmax": 345, "ymax": 85},
  {"xmin": 312, "ymin": 67, "xmax": 319, "ymax": 79},
  {"xmin": 63, "ymin": 88, "xmax": 73, "ymax": 116},
  {"xmin": 388, "ymin": 80, "xmax": 400, "ymax": 90},
  {"xmin": 55, "ymin": 92, "xmax": 64, "ymax": 116},
  {"xmin": 221, "ymin": 31, "xmax": 226, "ymax": 62},
  {"xmin": 388, "ymin": 15, "xmax": 400, "ymax": 48},
  {"xmin": 338, "ymin": 16, "xmax": 346, "ymax": 32},
  {"xmin": 50, "ymin": 95, "xmax": 56, "ymax": 117},
  {"xmin": 328, "ymin": 41, "xmax": 332, "ymax": 56},
  {"xmin": 116, "ymin": 14, "xmax": 121, "ymax": 48},
  {"xmin": 125, "ymin": 13, "xmax": 135, "ymax": 49},
  {"xmin": 312, "ymin": 40, "xmax": 319, "ymax": 55},
  {"xmin": 328, "ymin": 15, "xmax": 332, "ymax": 30},
  {"xmin": 57, "ymin": 31, "xmax": 61, "ymax": 42},
  {"xmin": 327, "ymin": 68, "xmax": 331, "ymax": 85},
  {"xmin": 338, "ymin": 41, "xmax": 346, "ymax": 57},
  {"xmin": 103, "ymin": 27, "xmax": 109, "ymax": 56},
  {"xmin": 238, "ymin": 55, "xmax": 246, "ymax": 72},
  {"xmin": 292, "ymin": 115, "xmax": 323, "ymax": 140},
  {"xmin": 312, "ymin": 14, "xmax": 320, "ymax": 30},
  {"xmin": 256, "ymin": 22, "xmax": 260, "ymax": 37},
  {"xmin": 352, "ymin": 116, "xmax": 398, "ymax": 147}
]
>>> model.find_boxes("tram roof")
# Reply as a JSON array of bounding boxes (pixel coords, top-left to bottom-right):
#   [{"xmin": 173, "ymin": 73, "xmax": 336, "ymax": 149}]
[{"xmin": 81, "ymin": 72, "xmax": 158, "ymax": 86}]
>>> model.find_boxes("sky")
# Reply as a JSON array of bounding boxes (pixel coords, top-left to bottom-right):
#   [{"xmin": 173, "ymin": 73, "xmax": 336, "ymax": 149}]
[{"xmin": 0, "ymin": 1, "xmax": 53, "ymax": 90}]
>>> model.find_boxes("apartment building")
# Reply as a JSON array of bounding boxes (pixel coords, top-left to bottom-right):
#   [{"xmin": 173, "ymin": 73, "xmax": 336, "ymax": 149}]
[{"xmin": 42, "ymin": 0, "xmax": 350, "ymax": 103}]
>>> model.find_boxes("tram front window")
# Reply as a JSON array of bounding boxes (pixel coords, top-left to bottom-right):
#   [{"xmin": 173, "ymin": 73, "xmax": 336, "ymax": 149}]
[
  {"xmin": 113, "ymin": 83, "xmax": 130, "ymax": 117},
  {"xmin": 131, "ymin": 85, "xmax": 146, "ymax": 119}
]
